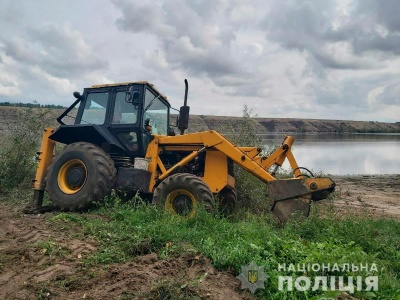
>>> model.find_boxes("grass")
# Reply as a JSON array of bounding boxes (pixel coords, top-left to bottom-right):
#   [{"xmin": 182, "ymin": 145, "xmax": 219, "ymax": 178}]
[
  {"xmin": 0, "ymin": 107, "xmax": 54, "ymax": 194},
  {"xmin": 34, "ymin": 239, "xmax": 68, "ymax": 258},
  {"xmin": 48, "ymin": 195, "xmax": 400, "ymax": 300}
]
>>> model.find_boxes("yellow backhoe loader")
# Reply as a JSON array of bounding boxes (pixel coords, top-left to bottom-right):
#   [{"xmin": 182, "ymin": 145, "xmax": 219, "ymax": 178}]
[{"xmin": 29, "ymin": 80, "xmax": 335, "ymax": 222}]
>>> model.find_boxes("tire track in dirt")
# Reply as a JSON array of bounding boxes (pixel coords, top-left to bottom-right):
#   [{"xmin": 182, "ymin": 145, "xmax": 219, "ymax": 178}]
[
  {"xmin": 0, "ymin": 204, "xmax": 254, "ymax": 300},
  {"xmin": 0, "ymin": 205, "xmax": 97, "ymax": 300}
]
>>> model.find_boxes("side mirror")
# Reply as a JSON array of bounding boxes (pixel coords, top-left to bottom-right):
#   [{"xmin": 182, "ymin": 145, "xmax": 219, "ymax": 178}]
[
  {"xmin": 73, "ymin": 91, "xmax": 82, "ymax": 100},
  {"xmin": 126, "ymin": 87, "xmax": 141, "ymax": 104}
]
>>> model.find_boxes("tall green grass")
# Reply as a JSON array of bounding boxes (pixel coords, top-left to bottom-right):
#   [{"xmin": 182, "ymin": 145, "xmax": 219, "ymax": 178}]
[
  {"xmin": 49, "ymin": 197, "xmax": 400, "ymax": 299},
  {"xmin": 0, "ymin": 108, "xmax": 54, "ymax": 196}
]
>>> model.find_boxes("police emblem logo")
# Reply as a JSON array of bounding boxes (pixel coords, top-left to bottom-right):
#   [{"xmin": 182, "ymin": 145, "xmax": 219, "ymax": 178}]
[
  {"xmin": 248, "ymin": 269, "xmax": 258, "ymax": 284},
  {"xmin": 237, "ymin": 262, "xmax": 269, "ymax": 294}
]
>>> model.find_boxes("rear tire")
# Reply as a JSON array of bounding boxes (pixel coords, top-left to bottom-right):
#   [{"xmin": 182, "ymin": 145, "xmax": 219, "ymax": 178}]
[
  {"xmin": 46, "ymin": 142, "xmax": 116, "ymax": 210},
  {"xmin": 217, "ymin": 188, "xmax": 236, "ymax": 216},
  {"xmin": 153, "ymin": 173, "xmax": 214, "ymax": 217}
]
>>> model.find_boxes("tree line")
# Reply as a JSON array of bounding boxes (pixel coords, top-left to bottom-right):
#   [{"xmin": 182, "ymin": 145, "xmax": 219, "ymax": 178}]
[{"xmin": 0, "ymin": 102, "xmax": 66, "ymax": 109}]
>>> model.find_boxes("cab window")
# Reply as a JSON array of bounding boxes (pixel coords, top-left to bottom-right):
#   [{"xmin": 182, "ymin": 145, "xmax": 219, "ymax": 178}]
[
  {"xmin": 112, "ymin": 91, "xmax": 138, "ymax": 124},
  {"xmin": 143, "ymin": 88, "xmax": 168, "ymax": 135},
  {"xmin": 79, "ymin": 92, "xmax": 109, "ymax": 125}
]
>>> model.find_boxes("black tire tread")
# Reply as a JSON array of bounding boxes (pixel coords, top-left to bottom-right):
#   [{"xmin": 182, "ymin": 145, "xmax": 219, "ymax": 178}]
[
  {"xmin": 153, "ymin": 173, "xmax": 214, "ymax": 213},
  {"xmin": 46, "ymin": 142, "xmax": 116, "ymax": 210}
]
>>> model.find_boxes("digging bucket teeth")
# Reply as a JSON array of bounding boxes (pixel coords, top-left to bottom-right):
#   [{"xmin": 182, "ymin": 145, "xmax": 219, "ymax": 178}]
[{"xmin": 268, "ymin": 177, "xmax": 336, "ymax": 223}]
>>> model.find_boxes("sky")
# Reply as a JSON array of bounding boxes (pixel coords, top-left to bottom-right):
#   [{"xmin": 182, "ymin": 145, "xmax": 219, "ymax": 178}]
[{"xmin": 0, "ymin": 0, "xmax": 399, "ymax": 122}]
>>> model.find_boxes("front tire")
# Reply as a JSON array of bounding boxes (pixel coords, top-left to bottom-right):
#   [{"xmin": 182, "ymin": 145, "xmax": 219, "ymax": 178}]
[
  {"xmin": 46, "ymin": 142, "xmax": 116, "ymax": 210},
  {"xmin": 152, "ymin": 173, "xmax": 214, "ymax": 217}
]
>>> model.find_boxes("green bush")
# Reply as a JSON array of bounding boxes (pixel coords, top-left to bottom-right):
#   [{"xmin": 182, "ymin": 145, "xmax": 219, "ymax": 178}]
[
  {"xmin": 220, "ymin": 105, "xmax": 278, "ymax": 214},
  {"xmin": 0, "ymin": 108, "xmax": 53, "ymax": 193}
]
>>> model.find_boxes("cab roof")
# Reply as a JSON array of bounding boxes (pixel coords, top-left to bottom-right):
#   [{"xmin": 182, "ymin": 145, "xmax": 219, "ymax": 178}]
[{"xmin": 90, "ymin": 81, "xmax": 168, "ymax": 102}]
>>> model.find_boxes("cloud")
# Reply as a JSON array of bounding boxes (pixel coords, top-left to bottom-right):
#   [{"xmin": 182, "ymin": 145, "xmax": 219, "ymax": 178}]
[
  {"xmin": 0, "ymin": 0, "xmax": 399, "ymax": 122},
  {"xmin": 0, "ymin": 20, "xmax": 110, "ymax": 103},
  {"xmin": 114, "ymin": 1, "xmax": 175, "ymax": 36},
  {"xmin": 113, "ymin": 0, "xmax": 247, "ymax": 84},
  {"xmin": 376, "ymin": 82, "xmax": 400, "ymax": 105},
  {"xmin": 310, "ymin": 72, "xmax": 400, "ymax": 116},
  {"xmin": 262, "ymin": 0, "xmax": 400, "ymax": 71},
  {"xmin": 0, "ymin": 75, "xmax": 19, "ymax": 96},
  {"xmin": 3, "ymin": 23, "xmax": 108, "ymax": 78}
]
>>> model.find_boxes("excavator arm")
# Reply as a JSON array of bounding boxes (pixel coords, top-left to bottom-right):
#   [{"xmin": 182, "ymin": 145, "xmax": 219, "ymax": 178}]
[{"xmin": 148, "ymin": 130, "xmax": 335, "ymax": 222}]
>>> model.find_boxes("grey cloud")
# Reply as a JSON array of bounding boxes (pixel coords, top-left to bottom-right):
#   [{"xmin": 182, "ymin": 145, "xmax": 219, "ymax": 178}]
[
  {"xmin": 0, "ymin": 1, "xmax": 24, "ymax": 28},
  {"xmin": 351, "ymin": 33, "xmax": 400, "ymax": 56},
  {"xmin": 263, "ymin": 0, "xmax": 400, "ymax": 71},
  {"xmin": 311, "ymin": 73, "xmax": 400, "ymax": 111},
  {"xmin": 261, "ymin": 1, "xmax": 366, "ymax": 71},
  {"xmin": 311, "ymin": 51, "xmax": 373, "ymax": 70},
  {"xmin": 0, "ymin": 77, "xmax": 17, "ymax": 87},
  {"xmin": 284, "ymin": 67, "xmax": 298, "ymax": 86},
  {"xmin": 2, "ymin": 23, "xmax": 108, "ymax": 78},
  {"xmin": 4, "ymin": 39, "xmax": 37, "ymax": 65},
  {"xmin": 164, "ymin": 38, "xmax": 243, "ymax": 77},
  {"xmin": 29, "ymin": 24, "xmax": 109, "ymax": 77},
  {"xmin": 377, "ymin": 82, "xmax": 400, "ymax": 105},
  {"xmin": 212, "ymin": 75, "xmax": 253, "ymax": 88},
  {"xmin": 226, "ymin": 83, "xmax": 264, "ymax": 98},
  {"xmin": 185, "ymin": 0, "xmax": 219, "ymax": 21},
  {"xmin": 337, "ymin": 1, "xmax": 400, "ymax": 56},
  {"xmin": 114, "ymin": 1, "xmax": 175, "ymax": 36},
  {"xmin": 0, "ymin": 0, "xmax": 398, "ymax": 121},
  {"xmin": 358, "ymin": 0, "xmax": 400, "ymax": 33},
  {"xmin": 113, "ymin": 0, "xmax": 247, "ymax": 86},
  {"xmin": 263, "ymin": 1, "xmax": 338, "ymax": 49}
]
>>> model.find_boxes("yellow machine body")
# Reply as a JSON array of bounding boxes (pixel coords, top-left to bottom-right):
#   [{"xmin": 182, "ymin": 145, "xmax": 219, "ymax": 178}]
[{"xmin": 30, "ymin": 82, "xmax": 335, "ymax": 222}]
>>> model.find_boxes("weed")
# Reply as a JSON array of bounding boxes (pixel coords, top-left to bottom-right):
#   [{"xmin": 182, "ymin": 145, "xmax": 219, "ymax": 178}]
[
  {"xmin": 36, "ymin": 282, "xmax": 52, "ymax": 300},
  {"xmin": 0, "ymin": 108, "xmax": 54, "ymax": 196},
  {"xmin": 54, "ymin": 274, "xmax": 85, "ymax": 291},
  {"xmin": 35, "ymin": 239, "xmax": 68, "ymax": 259},
  {"xmin": 142, "ymin": 280, "xmax": 201, "ymax": 300}
]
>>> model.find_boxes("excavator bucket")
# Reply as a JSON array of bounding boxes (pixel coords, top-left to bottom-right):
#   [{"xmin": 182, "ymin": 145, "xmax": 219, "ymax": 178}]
[{"xmin": 268, "ymin": 177, "xmax": 335, "ymax": 223}]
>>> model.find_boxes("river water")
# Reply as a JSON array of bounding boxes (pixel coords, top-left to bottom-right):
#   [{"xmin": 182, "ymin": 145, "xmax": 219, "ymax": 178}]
[{"xmin": 262, "ymin": 133, "xmax": 400, "ymax": 175}]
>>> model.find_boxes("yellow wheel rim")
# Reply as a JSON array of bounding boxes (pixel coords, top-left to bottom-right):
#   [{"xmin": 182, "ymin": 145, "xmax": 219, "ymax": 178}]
[
  {"xmin": 57, "ymin": 159, "xmax": 87, "ymax": 195},
  {"xmin": 165, "ymin": 189, "xmax": 197, "ymax": 218}
]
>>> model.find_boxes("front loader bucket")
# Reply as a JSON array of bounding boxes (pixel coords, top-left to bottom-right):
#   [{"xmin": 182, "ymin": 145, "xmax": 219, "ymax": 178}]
[
  {"xmin": 268, "ymin": 177, "xmax": 335, "ymax": 223},
  {"xmin": 272, "ymin": 197, "xmax": 311, "ymax": 223}
]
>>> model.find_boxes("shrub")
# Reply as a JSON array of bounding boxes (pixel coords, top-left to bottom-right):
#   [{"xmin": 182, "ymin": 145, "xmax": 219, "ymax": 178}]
[
  {"xmin": 0, "ymin": 108, "xmax": 54, "ymax": 193},
  {"xmin": 220, "ymin": 105, "xmax": 277, "ymax": 214}
]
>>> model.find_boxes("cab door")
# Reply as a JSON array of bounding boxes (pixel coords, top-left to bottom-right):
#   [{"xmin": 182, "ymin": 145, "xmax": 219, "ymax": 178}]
[{"xmin": 108, "ymin": 86, "xmax": 146, "ymax": 156}]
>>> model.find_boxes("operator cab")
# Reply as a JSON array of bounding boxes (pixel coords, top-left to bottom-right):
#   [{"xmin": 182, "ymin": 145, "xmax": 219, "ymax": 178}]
[{"xmin": 51, "ymin": 81, "xmax": 171, "ymax": 160}]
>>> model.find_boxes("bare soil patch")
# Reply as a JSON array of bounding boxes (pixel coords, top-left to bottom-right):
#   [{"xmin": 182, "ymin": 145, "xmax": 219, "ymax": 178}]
[
  {"xmin": 329, "ymin": 174, "xmax": 400, "ymax": 218},
  {"xmin": 0, "ymin": 204, "xmax": 253, "ymax": 300}
]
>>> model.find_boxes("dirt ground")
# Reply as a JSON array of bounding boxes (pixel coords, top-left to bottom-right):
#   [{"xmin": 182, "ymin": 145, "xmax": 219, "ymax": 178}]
[
  {"xmin": 0, "ymin": 207, "xmax": 254, "ymax": 300},
  {"xmin": 329, "ymin": 174, "xmax": 400, "ymax": 218},
  {"xmin": 0, "ymin": 175, "xmax": 399, "ymax": 300}
]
